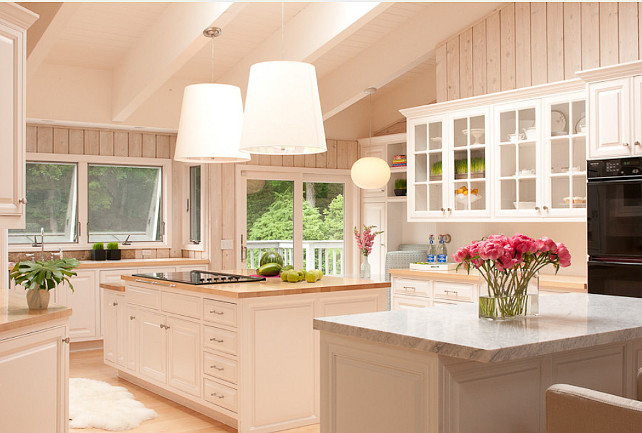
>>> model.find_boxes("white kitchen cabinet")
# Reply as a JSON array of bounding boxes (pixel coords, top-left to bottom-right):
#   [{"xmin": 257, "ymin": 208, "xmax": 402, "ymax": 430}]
[
  {"xmin": 167, "ymin": 316, "xmax": 201, "ymax": 397},
  {"xmin": 403, "ymin": 80, "xmax": 587, "ymax": 222},
  {"xmin": 360, "ymin": 144, "xmax": 387, "ymax": 199},
  {"xmin": 56, "ymin": 269, "xmax": 98, "ymax": 341},
  {"xmin": 587, "ymin": 78, "xmax": 631, "ymax": 158},
  {"xmin": 138, "ymin": 308, "xmax": 167, "ymax": 383},
  {"xmin": 106, "ymin": 278, "xmax": 386, "ymax": 433},
  {"xmin": 0, "ymin": 5, "xmax": 36, "ymax": 228},
  {"xmin": 102, "ymin": 290, "xmax": 126, "ymax": 367},
  {"xmin": 362, "ymin": 200, "xmax": 386, "ymax": 277},
  {"xmin": 0, "ymin": 324, "xmax": 69, "ymax": 433},
  {"xmin": 390, "ymin": 275, "xmax": 477, "ymax": 311},
  {"xmin": 392, "ymin": 293, "xmax": 431, "ymax": 310}
]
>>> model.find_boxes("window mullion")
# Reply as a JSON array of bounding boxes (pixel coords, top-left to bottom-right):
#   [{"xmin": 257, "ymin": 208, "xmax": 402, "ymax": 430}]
[
  {"xmin": 292, "ymin": 174, "xmax": 304, "ymax": 270},
  {"xmin": 78, "ymin": 161, "xmax": 89, "ymax": 248}
]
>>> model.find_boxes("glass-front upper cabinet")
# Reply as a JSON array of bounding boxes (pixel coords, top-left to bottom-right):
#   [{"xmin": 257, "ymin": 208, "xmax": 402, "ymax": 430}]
[
  {"xmin": 494, "ymin": 101, "xmax": 541, "ymax": 217},
  {"xmin": 542, "ymin": 94, "xmax": 587, "ymax": 217},
  {"xmin": 450, "ymin": 110, "xmax": 489, "ymax": 216},
  {"xmin": 408, "ymin": 117, "xmax": 445, "ymax": 219}
]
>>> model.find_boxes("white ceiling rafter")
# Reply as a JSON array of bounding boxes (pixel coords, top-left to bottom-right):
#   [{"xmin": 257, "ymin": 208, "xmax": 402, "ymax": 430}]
[
  {"xmin": 110, "ymin": 2, "xmax": 247, "ymax": 122},
  {"xmin": 27, "ymin": 2, "xmax": 82, "ymax": 79},
  {"xmin": 217, "ymin": 2, "xmax": 395, "ymax": 94},
  {"xmin": 319, "ymin": 2, "xmax": 500, "ymax": 120}
]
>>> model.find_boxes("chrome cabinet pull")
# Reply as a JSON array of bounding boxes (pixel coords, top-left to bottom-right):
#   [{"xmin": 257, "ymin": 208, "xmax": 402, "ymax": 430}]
[
  {"xmin": 210, "ymin": 337, "xmax": 224, "ymax": 343},
  {"xmin": 444, "ymin": 289, "xmax": 458, "ymax": 296},
  {"xmin": 209, "ymin": 310, "xmax": 224, "ymax": 315},
  {"xmin": 210, "ymin": 393, "xmax": 224, "ymax": 399},
  {"xmin": 403, "ymin": 286, "xmax": 416, "ymax": 292},
  {"xmin": 210, "ymin": 365, "xmax": 225, "ymax": 371}
]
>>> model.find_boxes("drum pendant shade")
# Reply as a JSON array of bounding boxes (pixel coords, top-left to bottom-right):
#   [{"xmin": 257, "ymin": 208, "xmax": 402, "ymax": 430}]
[
  {"xmin": 240, "ymin": 61, "xmax": 326, "ymax": 155},
  {"xmin": 174, "ymin": 83, "xmax": 249, "ymax": 163}
]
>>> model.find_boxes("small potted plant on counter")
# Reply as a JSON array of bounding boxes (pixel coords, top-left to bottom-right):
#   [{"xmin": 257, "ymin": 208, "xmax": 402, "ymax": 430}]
[
  {"xmin": 10, "ymin": 258, "xmax": 80, "ymax": 310},
  {"xmin": 91, "ymin": 242, "xmax": 106, "ymax": 261},
  {"xmin": 106, "ymin": 242, "xmax": 121, "ymax": 260},
  {"xmin": 394, "ymin": 178, "xmax": 407, "ymax": 196}
]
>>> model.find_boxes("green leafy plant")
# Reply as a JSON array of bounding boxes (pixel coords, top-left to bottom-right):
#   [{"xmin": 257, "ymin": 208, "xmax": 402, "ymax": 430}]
[
  {"xmin": 10, "ymin": 258, "xmax": 80, "ymax": 292},
  {"xmin": 470, "ymin": 157, "xmax": 485, "ymax": 173},
  {"xmin": 431, "ymin": 161, "xmax": 442, "ymax": 176},
  {"xmin": 394, "ymin": 178, "xmax": 407, "ymax": 189},
  {"xmin": 106, "ymin": 242, "xmax": 119, "ymax": 250},
  {"xmin": 455, "ymin": 159, "xmax": 469, "ymax": 175},
  {"xmin": 92, "ymin": 242, "xmax": 104, "ymax": 250}
]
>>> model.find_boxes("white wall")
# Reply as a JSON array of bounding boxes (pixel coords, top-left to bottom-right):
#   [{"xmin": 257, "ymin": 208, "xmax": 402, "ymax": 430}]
[{"xmin": 400, "ymin": 221, "xmax": 587, "ymax": 277}]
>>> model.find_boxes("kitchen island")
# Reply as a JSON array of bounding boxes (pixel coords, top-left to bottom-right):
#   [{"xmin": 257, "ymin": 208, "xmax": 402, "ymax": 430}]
[
  {"xmin": 0, "ymin": 293, "xmax": 71, "ymax": 433},
  {"xmin": 315, "ymin": 293, "xmax": 642, "ymax": 433},
  {"xmin": 102, "ymin": 272, "xmax": 388, "ymax": 433}
]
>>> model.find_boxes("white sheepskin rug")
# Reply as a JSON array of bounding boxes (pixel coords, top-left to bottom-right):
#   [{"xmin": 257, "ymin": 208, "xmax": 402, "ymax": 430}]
[{"xmin": 69, "ymin": 378, "xmax": 158, "ymax": 431}]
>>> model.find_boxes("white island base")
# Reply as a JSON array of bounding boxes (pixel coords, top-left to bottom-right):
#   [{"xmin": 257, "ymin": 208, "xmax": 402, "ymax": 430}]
[{"xmin": 316, "ymin": 294, "xmax": 642, "ymax": 433}]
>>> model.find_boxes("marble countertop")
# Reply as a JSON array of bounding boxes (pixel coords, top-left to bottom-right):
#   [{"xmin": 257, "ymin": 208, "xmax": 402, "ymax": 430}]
[
  {"xmin": 122, "ymin": 273, "xmax": 390, "ymax": 298},
  {"xmin": 314, "ymin": 293, "xmax": 642, "ymax": 363},
  {"xmin": 389, "ymin": 268, "xmax": 587, "ymax": 292},
  {"xmin": 0, "ymin": 293, "xmax": 71, "ymax": 333}
]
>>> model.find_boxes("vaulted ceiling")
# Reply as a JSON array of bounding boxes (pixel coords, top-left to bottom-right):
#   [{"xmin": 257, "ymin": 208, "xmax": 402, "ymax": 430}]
[{"xmin": 21, "ymin": 1, "xmax": 500, "ymax": 136}]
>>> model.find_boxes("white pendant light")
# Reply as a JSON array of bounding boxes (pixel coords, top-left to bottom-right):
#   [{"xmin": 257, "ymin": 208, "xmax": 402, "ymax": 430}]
[
  {"xmin": 351, "ymin": 88, "xmax": 390, "ymax": 189},
  {"xmin": 174, "ymin": 27, "xmax": 249, "ymax": 163},
  {"xmin": 239, "ymin": 3, "xmax": 326, "ymax": 155}
]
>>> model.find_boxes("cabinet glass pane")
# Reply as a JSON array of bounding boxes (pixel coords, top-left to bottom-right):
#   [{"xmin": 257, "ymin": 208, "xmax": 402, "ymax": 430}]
[
  {"xmin": 551, "ymin": 138, "xmax": 570, "ymax": 174},
  {"xmin": 573, "ymin": 137, "xmax": 587, "ymax": 171},
  {"xmin": 500, "ymin": 111, "xmax": 517, "ymax": 142},
  {"xmin": 429, "ymin": 153, "xmax": 442, "ymax": 181},
  {"xmin": 428, "ymin": 122, "xmax": 442, "ymax": 151},
  {"xmin": 550, "ymin": 103, "xmax": 570, "ymax": 136},
  {"xmin": 428, "ymin": 184, "xmax": 442, "ymax": 212},
  {"xmin": 517, "ymin": 179, "xmax": 537, "ymax": 209},
  {"xmin": 551, "ymin": 177, "xmax": 570, "ymax": 209},
  {"xmin": 415, "ymin": 124, "xmax": 427, "ymax": 152},
  {"xmin": 518, "ymin": 108, "xmax": 536, "ymax": 140},
  {"xmin": 454, "ymin": 118, "xmax": 467, "ymax": 148},
  {"xmin": 572, "ymin": 100, "xmax": 586, "ymax": 134},
  {"xmin": 415, "ymin": 185, "xmax": 427, "ymax": 212},
  {"xmin": 572, "ymin": 176, "xmax": 587, "ymax": 208},
  {"xmin": 415, "ymin": 153, "xmax": 427, "ymax": 182},
  {"xmin": 517, "ymin": 142, "xmax": 536, "ymax": 175},
  {"xmin": 500, "ymin": 180, "xmax": 517, "ymax": 209},
  {"xmin": 500, "ymin": 144, "xmax": 516, "ymax": 177},
  {"xmin": 451, "ymin": 114, "xmax": 487, "ymax": 212}
]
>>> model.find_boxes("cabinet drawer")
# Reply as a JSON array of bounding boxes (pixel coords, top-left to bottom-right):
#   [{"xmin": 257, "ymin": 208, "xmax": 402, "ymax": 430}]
[
  {"xmin": 392, "ymin": 294, "xmax": 431, "ymax": 310},
  {"xmin": 433, "ymin": 281, "xmax": 475, "ymax": 302},
  {"xmin": 126, "ymin": 284, "xmax": 160, "ymax": 309},
  {"xmin": 203, "ymin": 299, "xmax": 237, "ymax": 327},
  {"xmin": 392, "ymin": 278, "xmax": 431, "ymax": 297},
  {"xmin": 203, "ymin": 326, "xmax": 237, "ymax": 355},
  {"xmin": 162, "ymin": 292, "xmax": 200, "ymax": 319},
  {"xmin": 204, "ymin": 378, "xmax": 238, "ymax": 412},
  {"xmin": 203, "ymin": 351, "xmax": 237, "ymax": 384}
]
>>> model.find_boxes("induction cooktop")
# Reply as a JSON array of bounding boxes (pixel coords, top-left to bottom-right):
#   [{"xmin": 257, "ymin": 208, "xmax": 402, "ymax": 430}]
[{"xmin": 133, "ymin": 270, "xmax": 266, "ymax": 285}]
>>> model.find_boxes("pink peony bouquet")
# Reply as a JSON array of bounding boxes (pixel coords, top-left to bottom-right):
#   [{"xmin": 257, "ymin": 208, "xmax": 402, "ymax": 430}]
[
  {"xmin": 354, "ymin": 225, "xmax": 384, "ymax": 257},
  {"xmin": 453, "ymin": 233, "xmax": 571, "ymax": 318}
]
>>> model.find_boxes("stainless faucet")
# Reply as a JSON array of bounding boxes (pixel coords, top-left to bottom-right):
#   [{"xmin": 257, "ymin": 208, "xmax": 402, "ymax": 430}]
[
  {"xmin": 31, "ymin": 227, "xmax": 45, "ymax": 261},
  {"xmin": 122, "ymin": 234, "xmax": 132, "ymax": 246}
]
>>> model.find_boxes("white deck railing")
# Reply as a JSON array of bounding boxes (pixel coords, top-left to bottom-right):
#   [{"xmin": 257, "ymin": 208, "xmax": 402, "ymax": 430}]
[{"xmin": 247, "ymin": 240, "xmax": 344, "ymax": 276}]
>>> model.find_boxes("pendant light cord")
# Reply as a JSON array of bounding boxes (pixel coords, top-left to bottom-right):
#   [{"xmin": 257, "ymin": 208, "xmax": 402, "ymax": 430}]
[
  {"xmin": 281, "ymin": 1, "xmax": 285, "ymax": 60},
  {"xmin": 369, "ymin": 92, "xmax": 373, "ymax": 146},
  {"xmin": 211, "ymin": 36, "xmax": 215, "ymax": 83}
]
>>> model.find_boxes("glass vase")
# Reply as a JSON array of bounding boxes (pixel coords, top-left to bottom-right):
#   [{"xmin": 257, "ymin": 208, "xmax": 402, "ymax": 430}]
[
  {"xmin": 478, "ymin": 272, "xmax": 539, "ymax": 320},
  {"xmin": 360, "ymin": 255, "xmax": 371, "ymax": 279}
]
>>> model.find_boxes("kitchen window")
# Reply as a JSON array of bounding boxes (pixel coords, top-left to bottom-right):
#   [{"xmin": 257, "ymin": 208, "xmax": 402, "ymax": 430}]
[
  {"xmin": 87, "ymin": 164, "xmax": 163, "ymax": 243},
  {"xmin": 8, "ymin": 162, "xmax": 78, "ymax": 244},
  {"xmin": 189, "ymin": 165, "xmax": 201, "ymax": 244}
]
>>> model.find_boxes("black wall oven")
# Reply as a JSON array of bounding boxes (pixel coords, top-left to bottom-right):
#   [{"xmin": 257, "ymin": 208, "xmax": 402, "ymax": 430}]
[{"xmin": 587, "ymin": 157, "xmax": 642, "ymax": 297}]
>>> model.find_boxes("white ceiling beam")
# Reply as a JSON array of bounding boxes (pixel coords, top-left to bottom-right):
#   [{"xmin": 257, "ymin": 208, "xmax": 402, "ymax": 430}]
[
  {"xmin": 111, "ymin": 2, "xmax": 246, "ymax": 122},
  {"xmin": 319, "ymin": 2, "xmax": 501, "ymax": 120},
  {"xmin": 27, "ymin": 2, "xmax": 81, "ymax": 80},
  {"xmin": 218, "ymin": 2, "xmax": 394, "ymax": 93}
]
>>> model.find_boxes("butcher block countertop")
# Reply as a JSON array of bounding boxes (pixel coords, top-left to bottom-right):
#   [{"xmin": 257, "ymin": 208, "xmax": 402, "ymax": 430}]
[
  {"xmin": 121, "ymin": 273, "xmax": 390, "ymax": 299},
  {"xmin": 0, "ymin": 293, "xmax": 71, "ymax": 333},
  {"xmin": 389, "ymin": 268, "xmax": 587, "ymax": 292}
]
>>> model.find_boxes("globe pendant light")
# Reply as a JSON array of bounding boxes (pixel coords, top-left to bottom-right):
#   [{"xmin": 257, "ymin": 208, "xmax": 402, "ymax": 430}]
[
  {"xmin": 174, "ymin": 27, "xmax": 249, "ymax": 163},
  {"xmin": 239, "ymin": 3, "xmax": 326, "ymax": 155},
  {"xmin": 351, "ymin": 88, "xmax": 390, "ymax": 189}
]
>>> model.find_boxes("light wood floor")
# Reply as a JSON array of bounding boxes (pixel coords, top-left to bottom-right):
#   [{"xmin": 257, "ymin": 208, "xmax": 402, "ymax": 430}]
[{"xmin": 70, "ymin": 350, "xmax": 320, "ymax": 433}]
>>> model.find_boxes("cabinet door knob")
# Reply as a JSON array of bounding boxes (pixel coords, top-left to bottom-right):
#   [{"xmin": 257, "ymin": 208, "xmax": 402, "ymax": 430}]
[
  {"xmin": 535, "ymin": 206, "xmax": 540, "ymax": 211},
  {"xmin": 543, "ymin": 205, "xmax": 549, "ymax": 212},
  {"xmin": 624, "ymin": 142, "xmax": 630, "ymax": 147},
  {"xmin": 130, "ymin": 316, "xmax": 136, "ymax": 320},
  {"xmin": 62, "ymin": 337, "xmax": 70, "ymax": 344},
  {"xmin": 18, "ymin": 198, "xmax": 27, "ymax": 205},
  {"xmin": 635, "ymin": 141, "xmax": 641, "ymax": 146},
  {"xmin": 112, "ymin": 302, "xmax": 118, "ymax": 306}
]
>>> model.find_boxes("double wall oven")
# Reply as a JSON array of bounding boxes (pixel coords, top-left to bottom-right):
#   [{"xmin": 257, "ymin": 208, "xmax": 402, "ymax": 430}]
[{"xmin": 588, "ymin": 157, "xmax": 642, "ymax": 297}]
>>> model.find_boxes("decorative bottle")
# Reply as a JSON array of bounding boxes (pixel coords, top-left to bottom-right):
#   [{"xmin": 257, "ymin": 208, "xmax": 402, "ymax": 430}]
[
  {"xmin": 436, "ymin": 235, "xmax": 447, "ymax": 264},
  {"xmin": 427, "ymin": 235, "xmax": 436, "ymax": 263}
]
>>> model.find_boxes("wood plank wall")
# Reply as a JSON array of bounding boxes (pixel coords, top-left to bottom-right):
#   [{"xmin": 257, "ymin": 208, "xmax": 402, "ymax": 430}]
[
  {"xmin": 26, "ymin": 124, "xmax": 358, "ymax": 268},
  {"xmin": 436, "ymin": 2, "xmax": 642, "ymax": 102}
]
